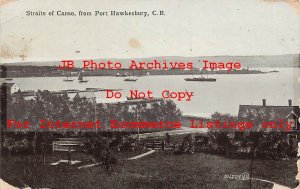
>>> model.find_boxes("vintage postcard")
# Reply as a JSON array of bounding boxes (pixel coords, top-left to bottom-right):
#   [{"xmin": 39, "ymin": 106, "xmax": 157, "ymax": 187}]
[{"xmin": 0, "ymin": 0, "xmax": 299, "ymax": 188}]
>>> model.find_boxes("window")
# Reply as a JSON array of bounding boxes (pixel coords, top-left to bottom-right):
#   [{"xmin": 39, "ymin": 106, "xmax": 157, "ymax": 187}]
[{"xmin": 288, "ymin": 118, "xmax": 296, "ymax": 130}]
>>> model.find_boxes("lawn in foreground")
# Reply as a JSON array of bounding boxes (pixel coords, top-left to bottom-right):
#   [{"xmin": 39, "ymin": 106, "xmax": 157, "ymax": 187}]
[{"xmin": 1, "ymin": 151, "xmax": 297, "ymax": 189}]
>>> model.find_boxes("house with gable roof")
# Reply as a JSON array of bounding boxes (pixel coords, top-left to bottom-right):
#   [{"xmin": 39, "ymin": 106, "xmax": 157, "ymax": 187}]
[{"xmin": 238, "ymin": 99, "xmax": 300, "ymax": 145}]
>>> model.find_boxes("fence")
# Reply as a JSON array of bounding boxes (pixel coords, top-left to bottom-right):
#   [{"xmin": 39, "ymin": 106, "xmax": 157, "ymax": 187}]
[
  {"xmin": 52, "ymin": 138, "xmax": 84, "ymax": 152},
  {"xmin": 145, "ymin": 140, "xmax": 165, "ymax": 150}
]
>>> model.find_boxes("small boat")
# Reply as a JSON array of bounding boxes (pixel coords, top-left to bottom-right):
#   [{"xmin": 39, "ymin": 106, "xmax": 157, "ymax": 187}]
[
  {"xmin": 124, "ymin": 72, "xmax": 138, "ymax": 82},
  {"xmin": 116, "ymin": 72, "xmax": 120, "ymax": 77},
  {"xmin": 78, "ymin": 72, "xmax": 88, "ymax": 83},
  {"xmin": 5, "ymin": 78, "xmax": 13, "ymax": 81},
  {"xmin": 124, "ymin": 78, "xmax": 138, "ymax": 82},
  {"xmin": 63, "ymin": 73, "xmax": 74, "ymax": 82},
  {"xmin": 184, "ymin": 77, "xmax": 216, "ymax": 82}
]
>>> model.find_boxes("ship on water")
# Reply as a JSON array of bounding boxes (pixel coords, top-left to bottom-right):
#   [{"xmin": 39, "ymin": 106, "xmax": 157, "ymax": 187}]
[
  {"xmin": 63, "ymin": 73, "xmax": 74, "ymax": 82},
  {"xmin": 185, "ymin": 70, "xmax": 216, "ymax": 82},
  {"xmin": 124, "ymin": 77, "xmax": 138, "ymax": 82},
  {"xmin": 184, "ymin": 77, "xmax": 216, "ymax": 82},
  {"xmin": 124, "ymin": 72, "xmax": 138, "ymax": 82},
  {"xmin": 78, "ymin": 71, "xmax": 88, "ymax": 83}
]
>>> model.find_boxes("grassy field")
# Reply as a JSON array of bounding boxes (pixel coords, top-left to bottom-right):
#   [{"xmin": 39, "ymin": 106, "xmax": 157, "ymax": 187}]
[{"xmin": 1, "ymin": 150, "xmax": 298, "ymax": 189}]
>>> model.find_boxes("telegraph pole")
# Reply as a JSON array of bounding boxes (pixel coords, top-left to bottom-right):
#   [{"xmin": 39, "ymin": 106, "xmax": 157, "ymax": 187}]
[
  {"xmin": 136, "ymin": 107, "xmax": 140, "ymax": 142},
  {"xmin": 95, "ymin": 105, "xmax": 97, "ymax": 133}
]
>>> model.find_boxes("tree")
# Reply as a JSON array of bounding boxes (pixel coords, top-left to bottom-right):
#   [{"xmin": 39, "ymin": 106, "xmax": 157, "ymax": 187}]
[
  {"xmin": 3, "ymin": 136, "xmax": 15, "ymax": 156},
  {"xmin": 208, "ymin": 112, "xmax": 237, "ymax": 157}
]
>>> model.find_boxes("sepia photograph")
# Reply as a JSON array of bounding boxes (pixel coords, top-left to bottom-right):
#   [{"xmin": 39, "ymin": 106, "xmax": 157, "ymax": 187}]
[{"xmin": 0, "ymin": 0, "xmax": 300, "ymax": 189}]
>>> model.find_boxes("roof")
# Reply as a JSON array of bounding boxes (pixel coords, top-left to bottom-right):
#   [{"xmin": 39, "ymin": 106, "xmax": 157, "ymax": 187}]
[
  {"xmin": 11, "ymin": 91, "xmax": 36, "ymax": 97},
  {"xmin": 75, "ymin": 91, "xmax": 96, "ymax": 99},
  {"xmin": 238, "ymin": 105, "xmax": 300, "ymax": 122},
  {"xmin": 1, "ymin": 83, "xmax": 19, "ymax": 94},
  {"xmin": 1, "ymin": 82, "xmax": 17, "ymax": 88}
]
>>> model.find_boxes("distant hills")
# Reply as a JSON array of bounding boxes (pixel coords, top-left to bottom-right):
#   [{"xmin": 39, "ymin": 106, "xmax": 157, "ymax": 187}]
[{"xmin": 1, "ymin": 54, "xmax": 299, "ymax": 68}]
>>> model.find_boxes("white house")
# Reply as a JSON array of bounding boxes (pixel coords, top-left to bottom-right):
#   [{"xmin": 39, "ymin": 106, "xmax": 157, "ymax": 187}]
[{"xmin": 1, "ymin": 83, "xmax": 20, "ymax": 94}]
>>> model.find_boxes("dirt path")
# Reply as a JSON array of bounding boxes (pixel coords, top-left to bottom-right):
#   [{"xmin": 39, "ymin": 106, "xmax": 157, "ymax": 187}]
[
  {"xmin": 251, "ymin": 178, "xmax": 290, "ymax": 189},
  {"xmin": 127, "ymin": 150, "xmax": 156, "ymax": 160},
  {"xmin": 0, "ymin": 179, "xmax": 30, "ymax": 189}
]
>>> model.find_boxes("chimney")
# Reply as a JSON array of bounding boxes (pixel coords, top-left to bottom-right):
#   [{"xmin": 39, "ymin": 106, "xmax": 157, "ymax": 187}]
[
  {"xmin": 288, "ymin": 99, "xmax": 292, "ymax": 106},
  {"xmin": 262, "ymin": 99, "xmax": 266, "ymax": 106}
]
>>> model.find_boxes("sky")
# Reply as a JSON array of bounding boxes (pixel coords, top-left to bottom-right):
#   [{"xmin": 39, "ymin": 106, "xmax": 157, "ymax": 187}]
[{"xmin": 0, "ymin": 0, "xmax": 299, "ymax": 63}]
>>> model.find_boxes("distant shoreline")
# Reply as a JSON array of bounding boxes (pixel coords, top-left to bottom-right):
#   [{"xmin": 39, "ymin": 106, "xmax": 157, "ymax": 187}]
[{"xmin": 0, "ymin": 65, "xmax": 274, "ymax": 78}]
